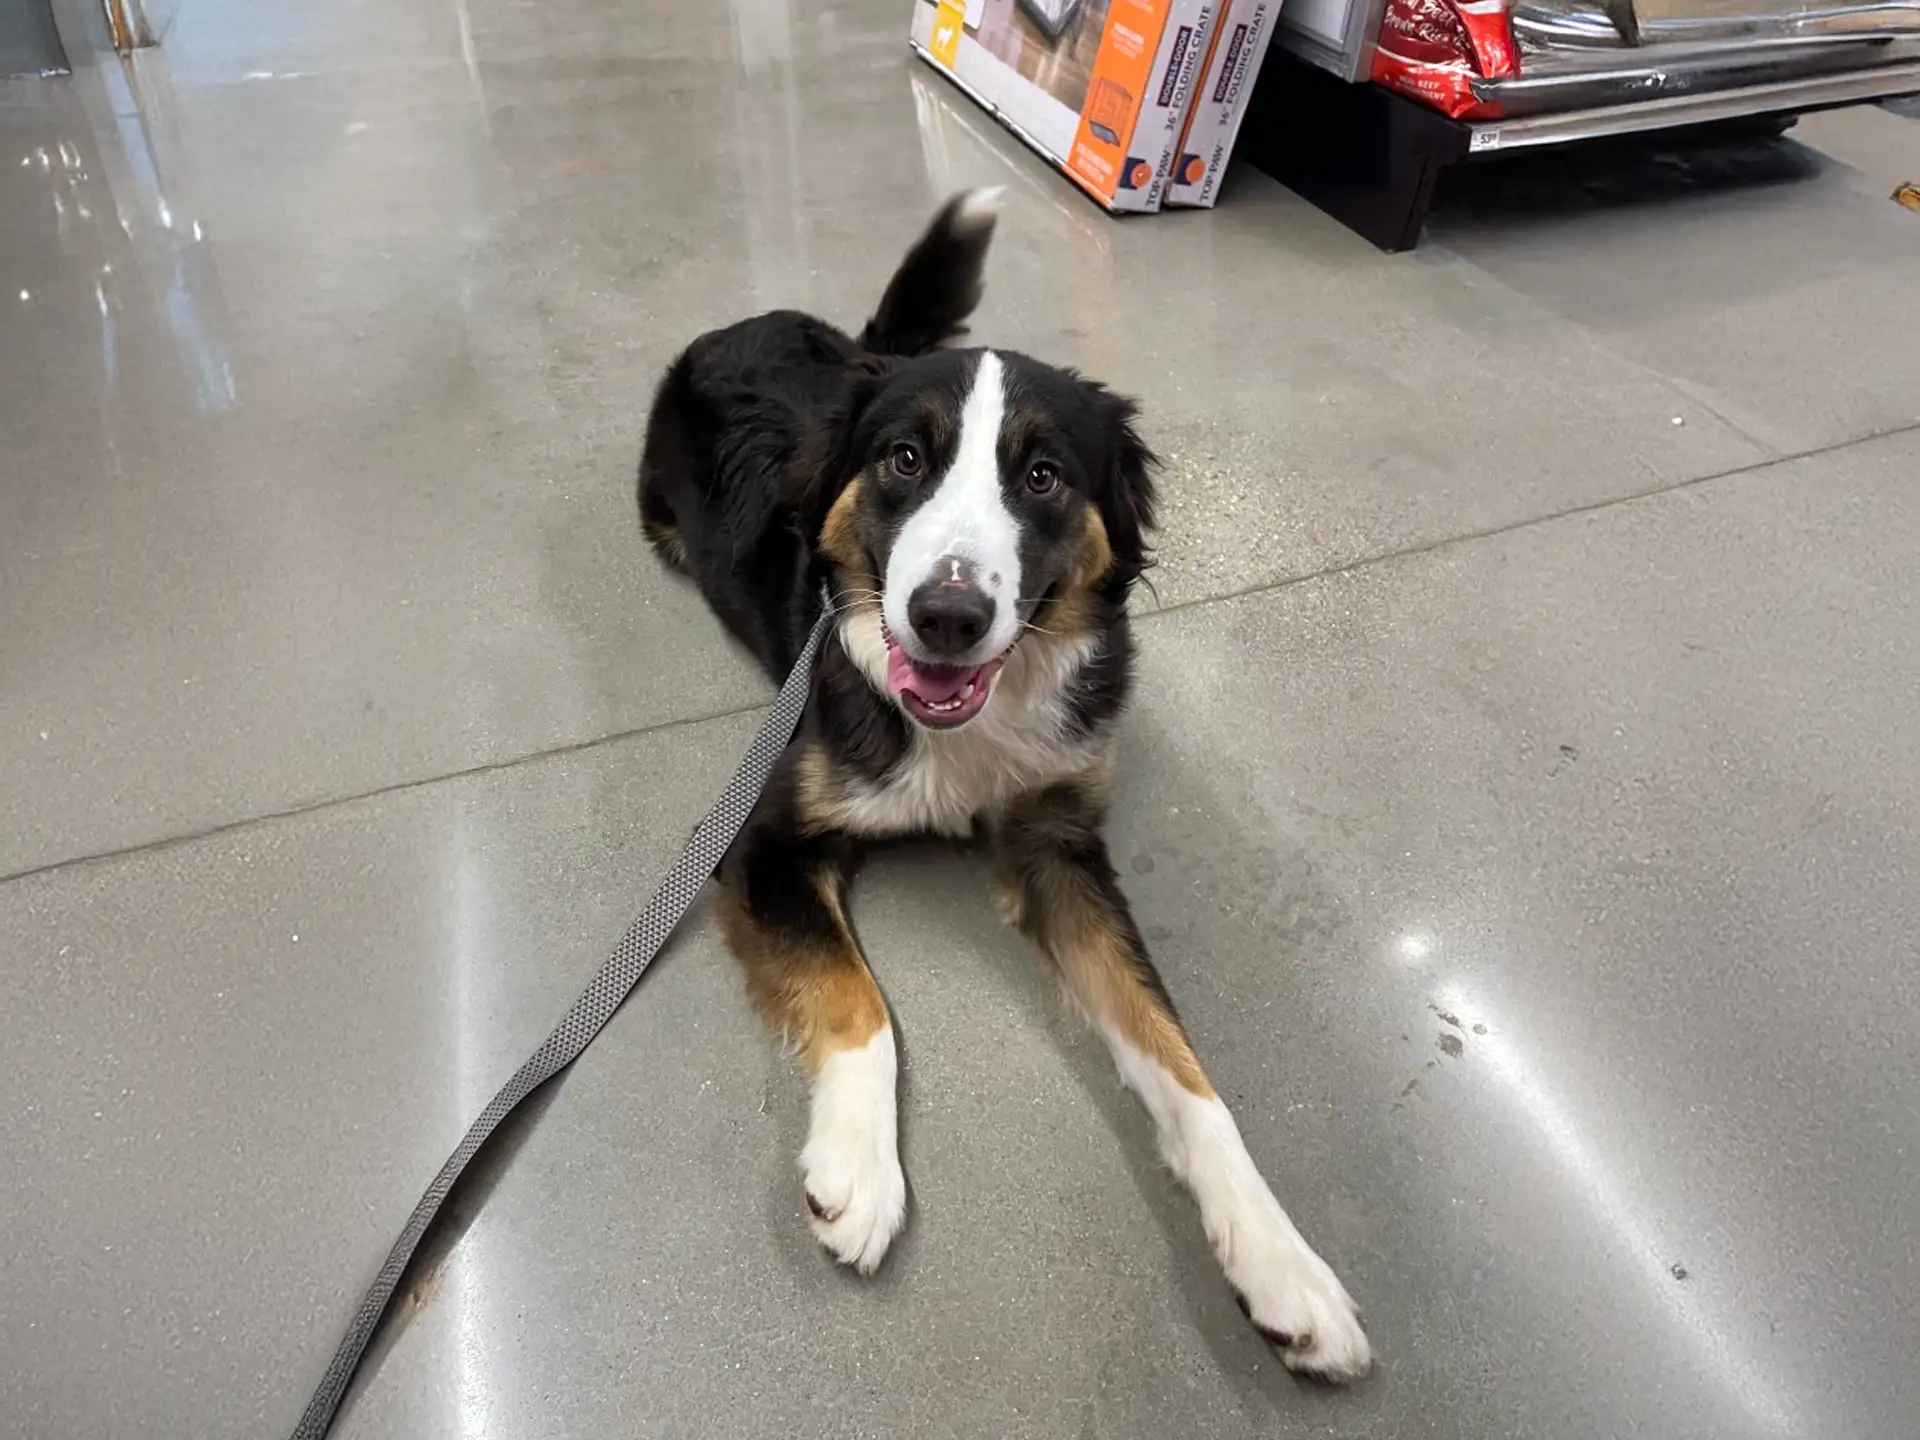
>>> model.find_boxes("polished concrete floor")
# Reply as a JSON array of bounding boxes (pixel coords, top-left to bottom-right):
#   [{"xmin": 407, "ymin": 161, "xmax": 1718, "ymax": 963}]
[{"xmin": 5, "ymin": 4, "xmax": 1920, "ymax": 1438}]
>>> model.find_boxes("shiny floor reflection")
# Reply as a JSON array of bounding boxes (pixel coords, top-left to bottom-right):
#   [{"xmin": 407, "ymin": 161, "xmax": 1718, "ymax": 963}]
[{"xmin": 3, "ymin": 3, "xmax": 1919, "ymax": 1440}]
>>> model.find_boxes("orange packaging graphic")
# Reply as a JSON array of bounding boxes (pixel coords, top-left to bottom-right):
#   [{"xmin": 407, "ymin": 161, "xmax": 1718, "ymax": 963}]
[
  {"xmin": 1085, "ymin": 77, "xmax": 1135, "ymax": 146},
  {"xmin": 909, "ymin": 0, "xmax": 1217, "ymax": 214}
]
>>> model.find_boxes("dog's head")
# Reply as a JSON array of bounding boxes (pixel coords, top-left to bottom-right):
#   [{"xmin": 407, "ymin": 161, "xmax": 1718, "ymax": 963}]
[{"xmin": 811, "ymin": 347, "xmax": 1155, "ymax": 730}]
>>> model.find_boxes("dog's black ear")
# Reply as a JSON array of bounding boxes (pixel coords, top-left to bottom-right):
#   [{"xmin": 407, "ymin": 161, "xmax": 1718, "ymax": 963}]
[
  {"xmin": 1094, "ymin": 392, "xmax": 1157, "ymax": 595},
  {"xmin": 787, "ymin": 355, "xmax": 897, "ymax": 532}
]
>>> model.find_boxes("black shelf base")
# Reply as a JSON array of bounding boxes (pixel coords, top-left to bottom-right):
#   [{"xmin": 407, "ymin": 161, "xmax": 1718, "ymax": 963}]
[{"xmin": 1236, "ymin": 50, "xmax": 1474, "ymax": 252}]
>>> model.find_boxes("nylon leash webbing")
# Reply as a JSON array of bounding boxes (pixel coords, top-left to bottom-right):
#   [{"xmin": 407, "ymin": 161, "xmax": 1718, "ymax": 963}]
[{"xmin": 290, "ymin": 607, "xmax": 831, "ymax": 1440}]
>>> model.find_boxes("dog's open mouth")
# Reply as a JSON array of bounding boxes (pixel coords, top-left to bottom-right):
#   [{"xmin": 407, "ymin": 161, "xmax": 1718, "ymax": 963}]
[{"xmin": 882, "ymin": 625, "xmax": 1008, "ymax": 729}]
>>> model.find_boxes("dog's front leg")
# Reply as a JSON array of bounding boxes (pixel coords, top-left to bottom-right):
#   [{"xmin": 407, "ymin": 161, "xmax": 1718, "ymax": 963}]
[
  {"xmin": 995, "ymin": 783, "xmax": 1371, "ymax": 1382},
  {"xmin": 717, "ymin": 817, "xmax": 906, "ymax": 1274}
]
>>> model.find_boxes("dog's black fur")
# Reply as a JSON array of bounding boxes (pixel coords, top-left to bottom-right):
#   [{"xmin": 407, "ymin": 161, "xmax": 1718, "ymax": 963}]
[
  {"xmin": 637, "ymin": 197, "xmax": 1157, "ymax": 801},
  {"xmin": 639, "ymin": 193, "xmax": 1023, "ymax": 676}
]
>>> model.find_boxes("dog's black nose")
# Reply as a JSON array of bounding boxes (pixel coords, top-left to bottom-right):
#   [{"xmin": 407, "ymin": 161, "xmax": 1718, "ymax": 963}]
[{"xmin": 907, "ymin": 579, "xmax": 992, "ymax": 658}]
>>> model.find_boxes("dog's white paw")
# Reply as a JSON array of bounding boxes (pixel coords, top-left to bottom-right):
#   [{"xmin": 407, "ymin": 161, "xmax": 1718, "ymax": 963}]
[
  {"xmin": 799, "ymin": 1028, "xmax": 907, "ymax": 1275},
  {"xmin": 801, "ymin": 1129, "xmax": 907, "ymax": 1274},
  {"xmin": 1113, "ymin": 1051, "xmax": 1372, "ymax": 1384},
  {"xmin": 1219, "ymin": 1205, "xmax": 1371, "ymax": 1383}
]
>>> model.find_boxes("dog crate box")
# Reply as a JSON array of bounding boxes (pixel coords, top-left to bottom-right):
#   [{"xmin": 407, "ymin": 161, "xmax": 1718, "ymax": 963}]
[
  {"xmin": 911, "ymin": 0, "xmax": 1220, "ymax": 213},
  {"xmin": 1164, "ymin": 0, "xmax": 1280, "ymax": 207}
]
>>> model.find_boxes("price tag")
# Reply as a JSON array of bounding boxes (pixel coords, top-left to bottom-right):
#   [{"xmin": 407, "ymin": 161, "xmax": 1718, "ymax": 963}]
[{"xmin": 1469, "ymin": 128, "xmax": 1502, "ymax": 153}]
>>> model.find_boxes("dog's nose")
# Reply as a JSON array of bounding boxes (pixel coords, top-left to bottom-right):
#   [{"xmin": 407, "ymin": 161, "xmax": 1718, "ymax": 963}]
[{"xmin": 907, "ymin": 578, "xmax": 993, "ymax": 658}]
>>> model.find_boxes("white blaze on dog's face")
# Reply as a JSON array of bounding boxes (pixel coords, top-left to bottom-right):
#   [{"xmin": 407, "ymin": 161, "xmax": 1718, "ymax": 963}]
[
  {"xmin": 882, "ymin": 350, "xmax": 1021, "ymax": 659},
  {"xmin": 876, "ymin": 351, "xmax": 1025, "ymax": 729}
]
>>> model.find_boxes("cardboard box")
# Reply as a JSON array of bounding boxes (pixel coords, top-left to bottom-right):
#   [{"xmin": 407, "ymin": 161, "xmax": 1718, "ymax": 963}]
[
  {"xmin": 911, "ymin": 0, "xmax": 1220, "ymax": 213},
  {"xmin": 1165, "ymin": 0, "xmax": 1279, "ymax": 207}
]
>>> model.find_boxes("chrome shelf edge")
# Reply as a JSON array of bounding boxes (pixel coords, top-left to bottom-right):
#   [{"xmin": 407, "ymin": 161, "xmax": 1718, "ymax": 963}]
[{"xmin": 1467, "ymin": 59, "xmax": 1920, "ymax": 151}]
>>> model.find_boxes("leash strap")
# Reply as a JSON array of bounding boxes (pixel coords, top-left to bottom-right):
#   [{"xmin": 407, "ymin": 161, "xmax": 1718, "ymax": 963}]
[{"xmin": 290, "ymin": 608, "xmax": 832, "ymax": 1440}]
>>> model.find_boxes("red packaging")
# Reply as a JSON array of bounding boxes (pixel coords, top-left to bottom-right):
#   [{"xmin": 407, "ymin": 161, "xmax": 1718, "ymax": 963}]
[{"xmin": 1370, "ymin": 0, "xmax": 1519, "ymax": 120}]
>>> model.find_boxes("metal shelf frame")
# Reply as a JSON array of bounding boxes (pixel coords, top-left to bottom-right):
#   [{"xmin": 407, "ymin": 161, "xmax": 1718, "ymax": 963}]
[{"xmin": 1237, "ymin": 47, "xmax": 1920, "ymax": 250}]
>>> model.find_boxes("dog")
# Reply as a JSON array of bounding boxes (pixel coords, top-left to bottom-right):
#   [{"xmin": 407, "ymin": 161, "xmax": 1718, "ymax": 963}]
[{"xmin": 636, "ymin": 191, "xmax": 1370, "ymax": 1382}]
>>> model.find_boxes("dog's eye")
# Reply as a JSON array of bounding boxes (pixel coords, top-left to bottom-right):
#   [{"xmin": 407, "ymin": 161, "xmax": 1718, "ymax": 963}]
[
  {"xmin": 1025, "ymin": 460, "xmax": 1060, "ymax": 496},
  {"xmin": 889, "ymin": 443, "xmax": 923, "ymax": 479}
]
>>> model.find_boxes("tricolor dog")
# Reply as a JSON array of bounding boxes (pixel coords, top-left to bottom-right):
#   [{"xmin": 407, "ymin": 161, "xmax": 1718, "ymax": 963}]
[{"xmin": 636, "ymin": 191, "xmax": 1369, "ymax": 1382}]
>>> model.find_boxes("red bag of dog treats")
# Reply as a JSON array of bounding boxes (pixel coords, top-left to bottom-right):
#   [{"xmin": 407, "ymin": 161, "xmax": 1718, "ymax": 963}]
[{"xmin": 1370, "ymin": 0, "xmax": 1519, "ymax": 120}]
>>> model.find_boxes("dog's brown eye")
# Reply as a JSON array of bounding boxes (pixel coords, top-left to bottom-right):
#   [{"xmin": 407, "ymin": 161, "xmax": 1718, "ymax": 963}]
[
  {"xmin": 889, "ymin": 443, "xmax": 923, "ymax": 479},
  {"xmin": 1026, "ymin": 461, "xmax": 1060, "ymax": 496}
]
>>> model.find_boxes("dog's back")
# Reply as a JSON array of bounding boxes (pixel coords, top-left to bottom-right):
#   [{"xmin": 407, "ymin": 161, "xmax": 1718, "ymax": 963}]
[{"xmin": 637, "ymin": 192, "xmax": 1001, "ymax": 679}]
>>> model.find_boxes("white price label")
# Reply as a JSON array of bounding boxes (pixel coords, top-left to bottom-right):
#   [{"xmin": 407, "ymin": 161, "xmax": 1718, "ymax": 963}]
[{"xmin": 1469, "ymin": 128, "xmax": 1502, "ymax": 153}]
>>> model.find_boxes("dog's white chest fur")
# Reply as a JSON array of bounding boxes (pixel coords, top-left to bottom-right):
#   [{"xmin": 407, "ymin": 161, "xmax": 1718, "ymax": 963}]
[{"xmin": 833, "ymin": 610, "xmax": 1105, "ymax": 837}]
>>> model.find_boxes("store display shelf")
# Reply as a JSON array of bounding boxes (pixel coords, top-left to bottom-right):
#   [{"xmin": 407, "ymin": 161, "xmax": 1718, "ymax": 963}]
[{"xmin": 1237, "ymin": 46, "xmax": 1920, "ymax": 250}]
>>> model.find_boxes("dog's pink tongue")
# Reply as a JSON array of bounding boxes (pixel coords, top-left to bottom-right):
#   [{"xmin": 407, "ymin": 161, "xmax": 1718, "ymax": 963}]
[{"xmin": 886, "ymin": 647, "xmax": 973, "ymax": 703}]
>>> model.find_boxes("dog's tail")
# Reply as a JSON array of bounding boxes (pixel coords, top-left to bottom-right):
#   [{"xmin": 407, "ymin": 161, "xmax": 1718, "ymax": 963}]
[{"xmin": 859, "ymin": 188, "xmax": 1003, "ymax": 357}]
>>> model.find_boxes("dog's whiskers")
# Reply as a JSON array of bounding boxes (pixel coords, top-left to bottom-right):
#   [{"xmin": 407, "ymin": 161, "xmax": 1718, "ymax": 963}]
[{"xmin": 821, "ymin": 590, "xmax": 885, "ymax": 621}]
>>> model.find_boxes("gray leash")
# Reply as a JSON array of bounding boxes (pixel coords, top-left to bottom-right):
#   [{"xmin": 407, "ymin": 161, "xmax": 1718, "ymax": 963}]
[{"xmin": 290, "ymin": 607, "xmax": 831, "ymax": 1440}]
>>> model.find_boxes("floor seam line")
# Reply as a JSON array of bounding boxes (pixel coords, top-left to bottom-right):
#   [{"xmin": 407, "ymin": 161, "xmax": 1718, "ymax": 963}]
[
  {"xmin": 10, "ymin": 420, "xmax": 1914, "ymax": 886},
  {"xmin": 0, "ymin": 697, "xmax": 774, "ymax": 887},
  {"xmin": 1141, "ymin": 418, "xmax": 1920, "ymax": 624}
]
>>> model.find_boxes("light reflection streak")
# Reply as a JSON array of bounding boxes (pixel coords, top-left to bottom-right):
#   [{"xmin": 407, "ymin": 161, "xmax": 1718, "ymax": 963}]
[
  {"xmin": 87, "ymin": 53, "xmax": 238, "ymax": 412},
  {"xmin": 96, "ymin": 279, "xmax": 117, "ymax": 386},
  {"xmin": 451, "ymin": 833, "xmax": 494, "ymax": 1437},
  {"xmin": 1435, "ymin": 980, "xmax": 1797, "ymax": 1435}
]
